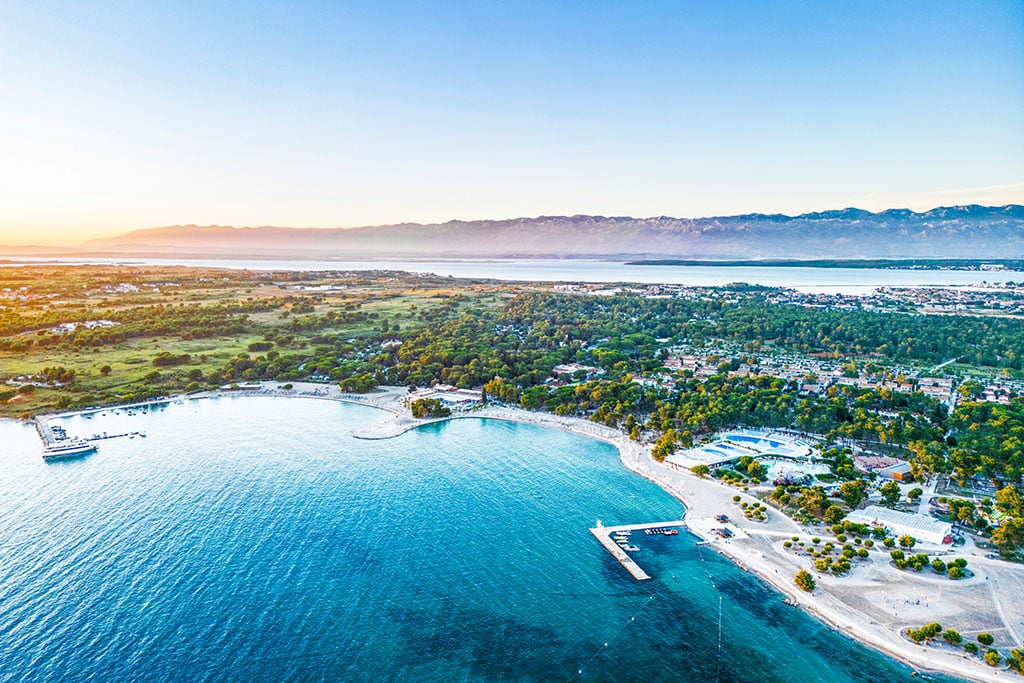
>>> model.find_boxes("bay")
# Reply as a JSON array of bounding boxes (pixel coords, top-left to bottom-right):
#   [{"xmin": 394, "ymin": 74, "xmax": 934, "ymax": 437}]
[
  {"xmin": 5, "ymin": 256, "xmax": 1024, "ymax": 293},
  {"xmin": 0, "ymin": 397, "xmax": 957, "ymax": 681}
]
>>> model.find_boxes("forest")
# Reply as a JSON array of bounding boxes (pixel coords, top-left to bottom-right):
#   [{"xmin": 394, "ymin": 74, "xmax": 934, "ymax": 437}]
[{"xmin": 2, "ymin": 266, "xmax": 1023, "ymax": 554}]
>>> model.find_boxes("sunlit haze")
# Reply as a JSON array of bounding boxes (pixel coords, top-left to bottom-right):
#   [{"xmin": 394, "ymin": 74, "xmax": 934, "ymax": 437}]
[{"xmin": 1, "ymin": 1, "xmax": 1022, "ymax": 245}]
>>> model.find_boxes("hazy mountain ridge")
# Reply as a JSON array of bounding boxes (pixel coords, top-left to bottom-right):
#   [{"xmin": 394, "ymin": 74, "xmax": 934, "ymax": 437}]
[{"xmin": 82, "ymin": 205, "xmax": 1024, "ymax": 259}]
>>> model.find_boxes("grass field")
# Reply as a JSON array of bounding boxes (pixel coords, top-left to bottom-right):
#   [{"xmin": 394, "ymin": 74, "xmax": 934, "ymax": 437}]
[{"xmin": 0, "ymin": 266, "xmax": 520, "ymax": 417}]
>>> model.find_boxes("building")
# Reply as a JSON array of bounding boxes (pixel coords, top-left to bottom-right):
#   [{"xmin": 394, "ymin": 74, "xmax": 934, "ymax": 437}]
[
  {"xmin": 551, "ymin": 363, "xmax": 605, "ymax": 380},
  {"xmin": 877, "ymin": 462, "xmax": 913, "ymax": 482},
  {"xmin": 853, "ymin": 455, "xmax": 901, "ymax": 474},
  {"xmin": 845, "ymin": 505, "xmax": 953, "ymax": 545}
]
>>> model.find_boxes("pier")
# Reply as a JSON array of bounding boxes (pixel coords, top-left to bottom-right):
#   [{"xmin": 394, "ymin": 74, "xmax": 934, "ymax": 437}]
[
  {"xmin": 589, "ymin": 520, "xmax": 686, "ymax": 581},
  {"xmin": 84, "ymin": 431, "xmax": 145, "ymax": 442},
  {"xmin": 33, "ymin": 418, "xmax": 57, "ymax": 446}
]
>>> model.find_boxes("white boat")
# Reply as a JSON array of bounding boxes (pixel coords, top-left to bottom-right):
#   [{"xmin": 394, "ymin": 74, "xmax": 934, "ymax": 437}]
[{"xmin": 42, "ymin": 440, "xmax": 97, "ymax": 461}]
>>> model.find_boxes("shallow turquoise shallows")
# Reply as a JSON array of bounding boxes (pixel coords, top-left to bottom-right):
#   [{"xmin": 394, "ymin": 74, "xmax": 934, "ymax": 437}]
[{"xmin": 0, "ymin": 397, "xmax": 956, "ymax": 682}]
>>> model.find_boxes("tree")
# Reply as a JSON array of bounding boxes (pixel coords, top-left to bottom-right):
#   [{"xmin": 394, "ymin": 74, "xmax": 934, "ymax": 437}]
[
  {"xmin": 942, "ymin": 629, "xmax": 962, "ymax": 645},
  {"xmin": 409, "ymin": 398, "xmax": 451, "ymax": 418},
  {"xmin": 746, "ymin": 459, "xmax": 766, "ymax": 481},
  {"xmin": 931, "ymin": 559, "xmax": 946, "ymax": 573},
  {"xmin": 992, "ymin": 485, "xmax": 1024, "ymax": 558},
  {"xmin": 964, "ymin": 642, "xmax": 979, "ymax": 655},
  {"xmin": 1007, "ymin": 648, "xmax": 1024, "ymax": 674},
  {"xmin": 880, "ymin": 481, "xmax": 901, "ymax": 507},
  {"xmin": 977, "ymin": 633, "xmax": 995, "ymax": 646},
  {"xmin": 898, "ymin": 535, "xmax": 916, "ymax": 550},
  {"xmin": 797, "ymin": 486, "xmax": 829, "ymax": 518},
  {"xmin": 651, "ymin": 429, "xmax": 678, "ymax": 461},
  {"xmin": 948, "ymin": 565, "xmax": 965, "ymax": 579},
  {"xmin": 823, "ymin": 505, "xmax": 846, "ymax": 525},
  {"xmin": 691, "ymin": 464, "xmax": 710, "ymax": 478},
  {"xmin": 99, "ymin": 365, "xmax": 112, "ymax": 376},
  {"xmin": 984, "ymin": 649, "xmax": 1001, "ymax": 667},
  {"xmin": 839, "ymin": 479, "xmax": 868, "ymax": 508},
  {"xmin": 794, "ymin": 569, "xmax": 816, "ymax": 593},
  {"xmin": 907, "ymin": 487, "xmax": 923, "ymax": 502}
]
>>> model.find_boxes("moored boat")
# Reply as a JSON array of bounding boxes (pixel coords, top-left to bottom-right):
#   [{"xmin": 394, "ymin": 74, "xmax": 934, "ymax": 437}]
[{"xmin": 42, "ymin": 440, "xmax": 97, "ymax": 461}]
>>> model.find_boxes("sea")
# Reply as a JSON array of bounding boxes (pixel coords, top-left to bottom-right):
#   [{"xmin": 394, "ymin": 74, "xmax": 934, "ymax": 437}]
[
  {"xmin": 0, "ymin": 397, "xmax": 962, "ymax": 682},
  {"xmin": 5, "ymin": 256, "xmax": 1024, "ymax": 294}
]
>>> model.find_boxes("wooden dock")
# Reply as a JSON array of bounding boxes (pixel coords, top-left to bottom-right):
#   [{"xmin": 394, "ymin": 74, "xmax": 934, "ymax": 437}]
[{"xmin": 589, "ymin": 520, "xmax": 686, "ymax": 581}]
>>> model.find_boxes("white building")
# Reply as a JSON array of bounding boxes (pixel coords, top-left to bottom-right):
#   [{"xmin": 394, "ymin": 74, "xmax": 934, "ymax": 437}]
[{"xmin": 845, "ymin": 505, "xmax": 953, "ymax": 545}]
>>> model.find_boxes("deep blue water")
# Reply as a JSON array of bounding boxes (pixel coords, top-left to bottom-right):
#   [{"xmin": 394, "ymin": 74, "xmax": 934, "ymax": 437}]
[{"xmin": 0, "ymin": 397, "xmax": 954, "ymax": 682}]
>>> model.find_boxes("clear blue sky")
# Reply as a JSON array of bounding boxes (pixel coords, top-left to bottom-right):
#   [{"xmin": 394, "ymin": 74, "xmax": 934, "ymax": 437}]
[{"xmin": 1, "ymin": 1, "xmax": 1022, "ymax": 243}]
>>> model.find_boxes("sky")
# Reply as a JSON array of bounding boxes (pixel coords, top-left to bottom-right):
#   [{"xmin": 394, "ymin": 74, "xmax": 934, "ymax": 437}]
[{"xmin": 1, "ymin": 1, "xmax": 1023, "ymax": 245}]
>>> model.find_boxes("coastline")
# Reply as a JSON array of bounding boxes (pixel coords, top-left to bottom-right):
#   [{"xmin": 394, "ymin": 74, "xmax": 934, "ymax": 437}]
[{"xmin": 26, "ymin": 384, "xmax": 1021, "ymax": 682}]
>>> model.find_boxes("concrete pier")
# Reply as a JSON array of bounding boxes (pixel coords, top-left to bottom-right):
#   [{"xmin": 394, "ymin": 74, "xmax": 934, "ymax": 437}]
[
  {"xmin": 589, "ymin": 520, "xmax": 686, "ymax": 581},
  {"xmin": 33, "ymin": 418, "xmax": 56, "ymax": 446}
]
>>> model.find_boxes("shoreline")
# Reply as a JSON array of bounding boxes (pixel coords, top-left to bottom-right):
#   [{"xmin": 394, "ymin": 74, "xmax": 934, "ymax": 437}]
[{"xmin": 24, "ymin": 385, "xmax": 1020, "ymax": 682}]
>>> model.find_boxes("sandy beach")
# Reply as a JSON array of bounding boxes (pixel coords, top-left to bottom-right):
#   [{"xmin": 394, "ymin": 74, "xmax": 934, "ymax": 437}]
[{"xmin": 32, "ymin": 383, "xmax": 1024, "ymax": 682}]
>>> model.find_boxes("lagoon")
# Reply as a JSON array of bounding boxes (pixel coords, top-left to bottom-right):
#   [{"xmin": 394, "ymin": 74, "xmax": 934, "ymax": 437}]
[{"xmin": 0, "ymin": 397, "xmax": 956, "ymax": 681}]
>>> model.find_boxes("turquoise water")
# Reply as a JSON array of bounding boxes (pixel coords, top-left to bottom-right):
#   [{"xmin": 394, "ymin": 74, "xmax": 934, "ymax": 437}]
[{"xmin": 0, "ymin": 397, "xmax": 954, "ymax": 682}]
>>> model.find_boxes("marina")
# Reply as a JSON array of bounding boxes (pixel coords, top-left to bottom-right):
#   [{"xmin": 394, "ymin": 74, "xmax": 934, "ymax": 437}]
[{"xmin": 589, "ymin": 520, "xmax": 686, "ymax": 581}]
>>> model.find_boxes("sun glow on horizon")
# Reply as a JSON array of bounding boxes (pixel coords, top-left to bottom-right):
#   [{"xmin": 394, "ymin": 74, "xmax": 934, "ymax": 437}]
[{"xmin": 1, "ymin": 1, "xmax": 1022, "ymax": 247}]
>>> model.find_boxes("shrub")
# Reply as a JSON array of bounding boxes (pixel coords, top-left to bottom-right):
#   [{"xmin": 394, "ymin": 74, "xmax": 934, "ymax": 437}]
[
  {"xmin": 964, "ymin": 642, "xmax": 979, "ymax": 655},
  {"xmin": 977, "ymin": 633, "xmax": 994, "ymax": 646},
  {"xmin": 794, "ymin": 570, "xmax": 816, "ymax": 592}
]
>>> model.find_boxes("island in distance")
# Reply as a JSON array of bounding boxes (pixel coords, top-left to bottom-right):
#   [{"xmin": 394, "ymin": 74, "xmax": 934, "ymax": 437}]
[{"xmin": 68, "ymin": 204, "xmax": 1024, "ymax": 261}]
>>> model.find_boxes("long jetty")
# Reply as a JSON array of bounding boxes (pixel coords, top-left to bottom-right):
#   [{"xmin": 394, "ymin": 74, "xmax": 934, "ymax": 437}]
[
  {"xmin": 589, "ymin": 520, "xmax": 686, "ymax": 581},
  {"xmin": 84, "ymin": 431, "xmax": 145, "ymax": 442}
]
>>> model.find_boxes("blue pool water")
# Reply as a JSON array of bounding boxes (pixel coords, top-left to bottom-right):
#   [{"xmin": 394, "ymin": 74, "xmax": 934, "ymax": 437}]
[{"xmin": 0, "ymin": 397, "xmax": 957, "ymax": 682}]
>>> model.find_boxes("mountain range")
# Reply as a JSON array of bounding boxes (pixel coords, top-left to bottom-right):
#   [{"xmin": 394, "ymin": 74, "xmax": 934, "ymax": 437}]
[{"xmin": 35, "ymin": 204, "xmax": 1024, "ymax": 260}]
